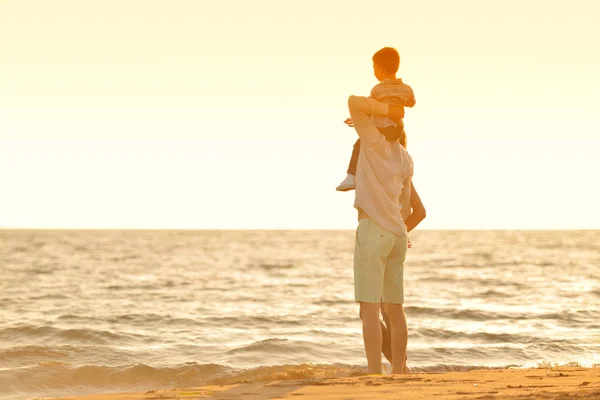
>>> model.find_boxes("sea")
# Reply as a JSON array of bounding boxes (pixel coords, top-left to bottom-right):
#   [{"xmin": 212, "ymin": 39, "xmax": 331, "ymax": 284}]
[{"xmin": 1, "ymin": 230, "xmax": 598, "ymax": 400}]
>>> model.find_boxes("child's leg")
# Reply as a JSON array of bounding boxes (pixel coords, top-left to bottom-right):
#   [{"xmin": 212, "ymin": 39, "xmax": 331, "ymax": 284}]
[
  {"xmin": 347, "ymin": 139, "xmax": 361, "ymax": 175},
  {"xmin": 336, "ymin": 139, "xmax": 361, "ymax": 191}
]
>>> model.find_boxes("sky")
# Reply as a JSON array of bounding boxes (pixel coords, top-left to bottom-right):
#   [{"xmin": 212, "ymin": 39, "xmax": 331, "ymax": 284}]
[{"xmin": 1, "ymin": 0, "xmax": 599, "ymax": 229}]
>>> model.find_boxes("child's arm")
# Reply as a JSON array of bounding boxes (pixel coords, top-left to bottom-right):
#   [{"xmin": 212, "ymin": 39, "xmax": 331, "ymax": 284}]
[
  {"xmin": 404, "ymin": 87, "xmax": 416, "ymax": 108},
  {"xmin": 395, "ymin": 86, "xmax": 416, "ymax": 108},
  {"xmin": 371, "ymin": 83, "xmax": 416, "ymax": 108}
]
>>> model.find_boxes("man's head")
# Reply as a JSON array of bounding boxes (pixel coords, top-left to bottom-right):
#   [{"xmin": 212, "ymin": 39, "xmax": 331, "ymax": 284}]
[{"xmin": 372, "ymin": 47, "xmax": 400, "ymax": 81}]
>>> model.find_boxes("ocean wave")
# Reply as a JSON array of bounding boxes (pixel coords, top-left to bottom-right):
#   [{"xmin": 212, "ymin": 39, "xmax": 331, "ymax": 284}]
[
  {"xmin": 0, "ymin": 325, "xmax": 148, "ymax": 346},
  {"xmin": 210, "ymin": 315, "xmax": 303, "ymax": 326},
  {"xmin": 413, "ymin": 363, "xmax": 516, "ymax": 372},
  {"xmin": 0, "ymin": 344, "xmax": 131, "ymax": 367},
  {"xmin": 111, "ymin": 313, "xmax": 199, "ymax": 325},
  {"xmin": 0, "ymin": 362, "xmax": 231, "ymax": 399},
  {"xmin": 477, "ymin": 289, "xmax": 512, "ymax": 298},
  {"xmin": 413, "ymin": 275, "xmax": 528, "ymax": 288},
  {"xmin": 29, "ymin": 293, "xmax": 73, "ymax": 301},
  {"xmin": 0, "ymin": 362, "xmax": 365, "ymax": 400},
  {"xmin": 56, "ymin": 314, "xmax": 105, "ymax": 323},
  {"xmin": 315, "ymin": 299, "xmax": 351, "ymax": 306},
  {"xmin": 406, "ymin": 306, "xmax": 521, "ymax": 321},
  {"xmin": 211, "ymin": 363, "xmax": 364, "ymax": 385},
  {"xmin": 224, "ymin": 338, "xmax": 322, "ymax": 356},
  {"xmin": 258, "ymin": 263, "xmax": 295, "ymax": 270},
  {"xmin": 537, "ymin": 309, "xmax": 599, "ymax": 324},
  {"xmin": 413, "ymin": 328, "xmax": 537, "ymax": 343},
  {"xmin": 0, "ymin": 345, "xmax": 69, "ymax": 361},
  {"xmin": 405, "ymin": 306, "xmax": 599, "ymax": 324}
]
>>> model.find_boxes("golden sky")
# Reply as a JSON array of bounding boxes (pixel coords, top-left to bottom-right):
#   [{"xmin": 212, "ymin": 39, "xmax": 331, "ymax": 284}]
[{"xmin": 1, "ymin": 0, "xmax": 599, "ymax": 229}]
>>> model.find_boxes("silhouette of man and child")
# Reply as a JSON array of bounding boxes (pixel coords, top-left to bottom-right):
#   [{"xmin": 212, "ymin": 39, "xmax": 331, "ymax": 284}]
[{"xmin": 339, "ymin": 47, "xmax": 426, "ymax": 374}]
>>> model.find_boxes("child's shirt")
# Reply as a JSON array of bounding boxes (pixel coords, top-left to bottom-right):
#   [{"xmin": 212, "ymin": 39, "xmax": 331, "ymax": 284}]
[{"xmin": 370, "ymin": 78, "xmax": 416, "ymax": 128}]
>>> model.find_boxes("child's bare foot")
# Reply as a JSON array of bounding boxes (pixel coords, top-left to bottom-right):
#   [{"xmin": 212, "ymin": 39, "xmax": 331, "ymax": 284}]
[{"xmin": 336, "ymin": 174, "xmax": 356, "ymax": 191}]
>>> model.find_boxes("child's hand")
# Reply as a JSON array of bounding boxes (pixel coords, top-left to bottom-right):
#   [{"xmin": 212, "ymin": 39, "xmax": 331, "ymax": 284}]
[
  {"xmin": 344, "ymin": 118, "xmax": 354, "ymax": 127},
  {"xmin": 408, "ymin": 239, "xmax": 412, "ymax": 249}
]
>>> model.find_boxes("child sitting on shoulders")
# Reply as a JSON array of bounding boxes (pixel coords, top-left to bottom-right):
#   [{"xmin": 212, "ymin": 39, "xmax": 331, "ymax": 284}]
[{"xmin": 336, "ymin": 47, "xmax": 416, "ymax": 191}]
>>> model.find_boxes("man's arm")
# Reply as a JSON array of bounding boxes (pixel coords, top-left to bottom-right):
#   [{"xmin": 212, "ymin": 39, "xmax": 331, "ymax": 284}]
[
  {"xmin": 347, "ymin": 96, "xmax": 404, "ymax": 142},
  {"xmin": 399, "ymin": 177, "xmax": 412, "ymax": 222},
  {"xmin": 348, "ymin": 95, "xmax": 389, "ymax": 116},
  {"xmin": 405, "ymin": 182, "xmax": 426, "ymax": 233}
]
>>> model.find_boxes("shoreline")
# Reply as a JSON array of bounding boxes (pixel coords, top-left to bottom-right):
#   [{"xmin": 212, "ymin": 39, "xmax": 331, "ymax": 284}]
[{"xmin": 48, "ymin": 367, "xmax": 600, "ymax": 400}]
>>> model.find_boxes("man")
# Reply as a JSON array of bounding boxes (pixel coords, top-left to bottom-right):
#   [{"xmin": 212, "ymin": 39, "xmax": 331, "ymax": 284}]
[{"xmin": 347, "ymin": 95, "xmax": 413, "ymax": 375}]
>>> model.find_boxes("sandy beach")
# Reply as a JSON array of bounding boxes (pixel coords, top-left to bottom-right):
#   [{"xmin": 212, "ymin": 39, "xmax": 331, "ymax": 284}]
[{"xmin": 49, "ymin": 367, "xmax": 600, "ymax": 400}]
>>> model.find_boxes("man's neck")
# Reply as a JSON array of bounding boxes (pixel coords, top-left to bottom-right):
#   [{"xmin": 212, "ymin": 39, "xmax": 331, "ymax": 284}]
[{"xmin": 380, "ymin": 74, "xmax": 397, "ymax": 81}]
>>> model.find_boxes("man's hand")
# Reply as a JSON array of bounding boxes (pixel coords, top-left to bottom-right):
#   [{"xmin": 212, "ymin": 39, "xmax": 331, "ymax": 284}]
[
  {"xmin": 344, "ymin": 118, "xmax": 354, "ymax": 127},
  {"xmin": 388, "ymin": 104, "xmax": 405, "ymax": 123}
]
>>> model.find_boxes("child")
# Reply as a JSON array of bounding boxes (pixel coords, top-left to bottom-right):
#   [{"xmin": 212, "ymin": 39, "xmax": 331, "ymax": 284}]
[{"xmin": 336, "ymin": 47, "xmax": 416, "ymax": 191}]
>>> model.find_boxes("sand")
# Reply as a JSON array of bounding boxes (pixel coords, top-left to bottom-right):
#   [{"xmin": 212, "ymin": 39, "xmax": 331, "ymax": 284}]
[{"xmin": 51, "ymin": 367, "xmax": 600, "ymax": 400}]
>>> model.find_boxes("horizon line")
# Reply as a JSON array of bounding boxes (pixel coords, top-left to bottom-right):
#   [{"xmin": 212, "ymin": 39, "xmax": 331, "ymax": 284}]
[{"xmin": 1, "ymin": 227, "xmax": 598, "ymax": 231}]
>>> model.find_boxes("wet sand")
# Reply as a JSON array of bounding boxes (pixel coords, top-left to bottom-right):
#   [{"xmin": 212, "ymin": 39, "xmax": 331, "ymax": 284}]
[{"xmin": 50, "ymin": 367, "xmax": 600, "ymax": 399}]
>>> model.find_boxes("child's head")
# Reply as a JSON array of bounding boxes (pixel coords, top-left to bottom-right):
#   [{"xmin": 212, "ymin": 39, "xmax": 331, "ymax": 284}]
[{"xmin": 372, "ymin": 47, "xmax": 400, "ymax": 81}]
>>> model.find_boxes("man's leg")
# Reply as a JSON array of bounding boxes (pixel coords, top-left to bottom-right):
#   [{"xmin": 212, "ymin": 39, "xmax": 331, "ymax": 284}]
[
  {"xmin": 380, "ymin": 304, "xmax": 393, "ymax": 364},
  {"xmin": 359, "ymin": 302, "xmax": 383, "ymax": 374},
  {"xmin": 382, "ymin": 234, "xmax": 409, "ymax": 374},
  {"xmin": 359, "ymin": 305, "xmax": 393, "ymax": 365},
  {"xmin": 354, "ymin": 219, "xmax": 395, "ymax": 374},
  {"xmin": 384, "ymin": 303, "xmax": 408, "ymax": 374}
]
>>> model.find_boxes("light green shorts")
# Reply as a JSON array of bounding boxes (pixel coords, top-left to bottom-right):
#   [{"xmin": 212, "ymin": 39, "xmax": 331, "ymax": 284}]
[{"xmin": 354, "ymin": 218, "xmax": 408, "ymax": 304}]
